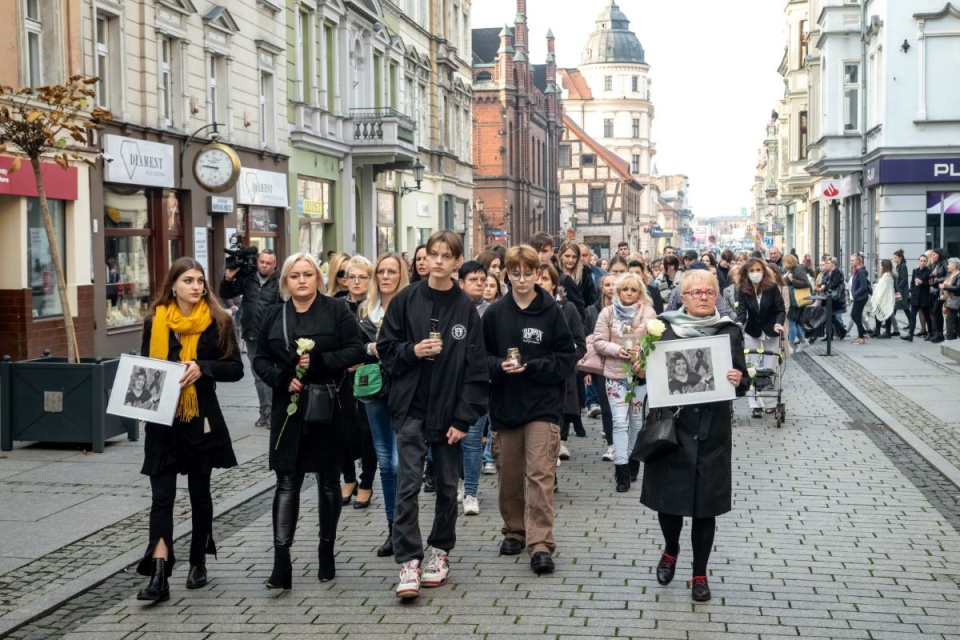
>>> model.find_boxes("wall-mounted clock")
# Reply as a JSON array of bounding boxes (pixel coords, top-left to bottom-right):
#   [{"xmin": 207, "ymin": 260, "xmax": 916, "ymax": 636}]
[{"xmin": 192, "ymin": 142, "xmax": 241, "ymax": 193}]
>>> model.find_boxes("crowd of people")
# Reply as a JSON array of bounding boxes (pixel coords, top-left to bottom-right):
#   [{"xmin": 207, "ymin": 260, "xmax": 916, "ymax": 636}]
[{"xmin": 128, "ymin": 233, "xmax": 957, "ymax": 607}]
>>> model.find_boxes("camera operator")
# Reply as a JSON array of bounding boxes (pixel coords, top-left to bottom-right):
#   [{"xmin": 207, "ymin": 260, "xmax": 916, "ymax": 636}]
[{"xmin": 219, "ymin": 248, "xmax": 280, "ymax": 428}]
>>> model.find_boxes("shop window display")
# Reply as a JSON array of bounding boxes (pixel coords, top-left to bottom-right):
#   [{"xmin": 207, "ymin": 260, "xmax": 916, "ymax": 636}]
[
  {"xmin": 103, "ymin": 187, "xmax": 152, "ymax": 329},
  {"xmin": 27, "ymin": 198, "xmax": 66, "ymax": 319}
]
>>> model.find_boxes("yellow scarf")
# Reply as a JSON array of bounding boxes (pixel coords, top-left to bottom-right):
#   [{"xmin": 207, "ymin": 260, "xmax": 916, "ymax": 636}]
[{"xmin": 149, "ymin": 299, "xmax": 212, "ymax": 422}]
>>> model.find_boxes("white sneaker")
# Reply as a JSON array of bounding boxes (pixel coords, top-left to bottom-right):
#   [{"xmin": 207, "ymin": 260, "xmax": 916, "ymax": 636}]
[
  {"xmin": 462, "ymin": 495, "xmax": 480, "ymax": 515},
  {"xmin": 558, "ymin": 442, "xmax": 571, "ymax": 460},
  {"xmin": 421, "ymin": 548, "xmax": 450, "ymax": 587},
  {"xmin": 482, "ymin": 462, "xmax": 497, "ymax": 475},
  {"xmin": 602, "ymin": 445, "xmax": 615, "ymax": 462},
  {"xmin": 556, "ymin": 457, "xmax": 561, "ymax": 467},
  {"xmin": 396, "ymin": 559, "xmax": 421, "ymax": 599},
  {"xmin": 588, "ymin": 404, "xmax": 601, "ymax": 418},
  {"xmin": 457, "ymin": 479, "xmax": 464, "ymax": 503}
]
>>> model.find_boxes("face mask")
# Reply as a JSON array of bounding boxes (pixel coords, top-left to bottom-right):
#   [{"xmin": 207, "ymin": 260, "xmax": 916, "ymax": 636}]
[{"xmin": 748, "ymin": 272, "xmax": 763, "ymax": 284}]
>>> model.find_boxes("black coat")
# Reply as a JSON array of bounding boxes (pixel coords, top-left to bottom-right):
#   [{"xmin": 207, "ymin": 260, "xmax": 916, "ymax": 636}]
[
  {"xmin": 253, "ymin": 296, "xmax": 365, "ymax": 474},
  {"xmin": 218, "ymin": 271, "xmax": 281, "ymax": 341},
  {"xmin": 559, "ymin": 299, "xmax": 587, "ymax": 417},
  {"xmin": 895, "ymin": 262, "xmax": 909, "ymax": 304},
  {"xmin": 377, "ymin": 281, "xmax": 489, "ymax": 440},
  {"xmin": 559, "ymin": 273, "xmax": 587, "ymax": 321},
  {"xmin": 735, "ymin": 285, "xmax": 786, "ymax": 339},
  {"xmin": 575, "ymin": 271, "xmax": 598, "ymax": 308},
  {"xmin": 909, "ymin": 266, "xmax": 932, "ymax": 308},
  {"xmin": 640, "ymin": 323, "xmax": 751, "ymax": 518},
  {"xmin": 822, "ymin": 269, "xmax": 847, "ymax": 312},
  {"xmin": 140, "ymin": 318, "xmax": 244, "ymax": 476}
]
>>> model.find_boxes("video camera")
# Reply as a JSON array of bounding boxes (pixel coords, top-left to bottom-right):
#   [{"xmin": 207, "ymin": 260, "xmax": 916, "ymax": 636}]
[{"xmin": 224, "ymin": 234, "xmax": 259, "ymax": 278}]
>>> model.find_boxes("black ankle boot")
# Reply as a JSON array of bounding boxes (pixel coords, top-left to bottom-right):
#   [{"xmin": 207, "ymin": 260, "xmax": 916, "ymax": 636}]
[
  {"xmin": 615, "ymin": 464, "xmax": 630, "ymax": 492},
  {"xmin": 137, "ymin": 558, "xmax": 170, "ymax": 602},
  {"xmin": 376, "ymin": 522, "xmax": 394, "ymax": 557},
  {"xmin": 317, "ymin": 482, "xmax": 342, "ymax": 582},
  {"xmin": 628, "ymin": 459, "xmax": 640, "ymax": 482},
  {"xmin": 265, "ymin": 546, "xmax": 292, "ymax": 590},
  {"xmin": 186, "ymin": 563, "xmax": 207, "ymax": 589}
]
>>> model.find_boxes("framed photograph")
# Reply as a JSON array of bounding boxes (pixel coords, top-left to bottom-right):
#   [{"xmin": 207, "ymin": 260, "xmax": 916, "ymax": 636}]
[
  {"xmin": 646, "ymin": 334, "xmax": 736, "ymax": 408},
  {"xmin": 106, "ymin": 354, "xmax": 186, "ymax": 426}
]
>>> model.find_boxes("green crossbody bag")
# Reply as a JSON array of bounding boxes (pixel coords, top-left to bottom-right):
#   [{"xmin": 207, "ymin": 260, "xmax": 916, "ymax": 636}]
[{"xmin": 353, "ymin": 363, "xmax": 383, "ymax": 403}]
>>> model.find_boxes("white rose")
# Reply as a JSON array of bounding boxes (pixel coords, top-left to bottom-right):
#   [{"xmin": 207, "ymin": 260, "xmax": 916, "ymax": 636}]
[
  {"xmin": 646, "ymin": 318, "xmax": 666, "ymax": 337},
  {"xmin": 295, "ymin": 338, "xmax": 316, "ymax": 355}
]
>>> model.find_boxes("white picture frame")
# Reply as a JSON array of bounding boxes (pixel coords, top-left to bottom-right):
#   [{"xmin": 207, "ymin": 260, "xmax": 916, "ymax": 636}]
[
  {"xmin": 645, "ymin": 334, "xmax": 736, "ymax": 408},
  {"xmin": 106, "ymin": 354, "xmax": 186, "ymax": 426}
]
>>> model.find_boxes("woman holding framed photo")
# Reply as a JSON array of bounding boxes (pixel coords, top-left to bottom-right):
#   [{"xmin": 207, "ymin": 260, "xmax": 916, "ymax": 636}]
[
  {"xmin": 136, "ymin": 257, "xmax": 244, "ymax": 602},
  {"xmin": 641, "ymin": 269, "xmax": 751, "ymax": 602},
  {"xmin": 254, "ymin": 253, "xmax": 365, "ymax": 590}
]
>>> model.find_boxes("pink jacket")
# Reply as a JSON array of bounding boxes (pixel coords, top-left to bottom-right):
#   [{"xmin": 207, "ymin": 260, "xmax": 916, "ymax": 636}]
[{"xmin": 592, "ymin": 303, "xmax": 658, "ymax": 380}]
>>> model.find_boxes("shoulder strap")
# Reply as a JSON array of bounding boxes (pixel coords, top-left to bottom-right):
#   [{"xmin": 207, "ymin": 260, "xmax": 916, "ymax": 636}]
[{"xmin": 282, "ymin": 302, "xmax": 290, "ymax": 350}]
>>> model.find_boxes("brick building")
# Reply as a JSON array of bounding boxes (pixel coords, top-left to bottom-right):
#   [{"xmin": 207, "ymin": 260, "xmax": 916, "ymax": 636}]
[{"xmin": 471, "ymin": 0, "xmax": 561, "ymax": 248}]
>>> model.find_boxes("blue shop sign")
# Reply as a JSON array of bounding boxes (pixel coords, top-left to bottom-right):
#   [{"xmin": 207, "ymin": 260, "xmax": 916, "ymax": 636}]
[{"xmin": 863, "ymin": 157, "xmax": 960, "ymax": 187}]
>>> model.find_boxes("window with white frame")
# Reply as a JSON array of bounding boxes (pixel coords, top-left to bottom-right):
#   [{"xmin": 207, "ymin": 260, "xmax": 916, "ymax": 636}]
[
  {"xmin": 25, "ymin": 0, "xmax": 42, "ymax": 89},
  {"xmin": 604, "ymin": 75, "xmax": 612, "ymax": 91},
  {"xmin": 924, "ymin": 34, "xmax": 960, "ymax": 120},
  {"xmin": 631, "ymin": 76, "xmax": 638, "ymax": 92},
  {"xmin": 842, "ymin": 62, "xmax": 859, "ymax": 132},
  {"xmin": 296, "ymin": 7, "xmax": 313, "ymax": 102},
  {"xmin": 603, "ymin": 118, "xmax": 613, "ymax": 138},
  {"xmin": 208, "ymin": 54, "xmax": 226, "ymax": 126},
  {"xmin": 158, "ymin": 36, "xmax": 175, "ymax": 127},
  {"xmin": 632, "ymin": 118, "xmax": 640, "ymax": 138},
  {"xmin": 259, "ymin": 71, "xmax": 274, "ymax": 148},
  {"xmin": 631, "ymin": 155, "xmax": 640, "ymax": 174},
  {"xmin": 94, "ymin": 12, "xmax": 113, "ymax": 108}
]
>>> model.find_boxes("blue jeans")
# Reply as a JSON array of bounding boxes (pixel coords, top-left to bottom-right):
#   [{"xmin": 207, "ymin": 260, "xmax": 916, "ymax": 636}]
[
  {"xmin": 605, "ymin": 378, "xmax": 644, "ymax": 465},
  {"xmin": 483, "ymin": 434, "xmax": 494, "ymax": 465},
  {"xmin": 788, "ymin": 318, "xmax": 805, "ymax": 343},
  {"xmin": 462, "ymin": 413, "xmax": 487, "ymax": 498},
  {"xmin": 584, "ymin": 379, "xmax": 599, "ymax": 407},
  {"xmin": 363, "ymin": 398, "xmax": 398, "ymax": 522}
]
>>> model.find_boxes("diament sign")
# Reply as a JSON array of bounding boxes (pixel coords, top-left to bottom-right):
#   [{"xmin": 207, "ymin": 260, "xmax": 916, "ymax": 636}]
[
  {"xmin": 862, "ymin": 157, "xmax": 960, "ymax": 187},
  {"xmin": 103, "ymin": 135, "xmax": 174, "ymax": 188}
]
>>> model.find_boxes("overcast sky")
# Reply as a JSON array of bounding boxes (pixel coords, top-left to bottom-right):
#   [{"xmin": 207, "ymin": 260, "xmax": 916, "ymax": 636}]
[{"xmin": 471, "ymin": 0, "xmax": 786, "ymax": 218}]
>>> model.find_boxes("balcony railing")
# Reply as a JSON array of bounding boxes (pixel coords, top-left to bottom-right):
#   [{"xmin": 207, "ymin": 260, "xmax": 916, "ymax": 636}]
[{"xmin": 349, "ymin": 108, "xmax": 416, "ymax": 146}]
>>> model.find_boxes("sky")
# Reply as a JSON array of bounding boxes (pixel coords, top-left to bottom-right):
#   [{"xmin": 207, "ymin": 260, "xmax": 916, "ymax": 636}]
[{"xmin": 471, "ymin": 0, "xmax": 787, "ymax": 218}]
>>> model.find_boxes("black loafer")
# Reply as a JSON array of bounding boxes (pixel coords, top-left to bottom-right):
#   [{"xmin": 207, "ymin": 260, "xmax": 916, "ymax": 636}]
[
  {"xmin": 691, "ymin": 575, "xmax": 711, "ymax": 602},
  {"xmin": 499, "ymin": 537, "xmax": 524, "ymax": 556},
  {"xmin": 656, "ymin": 552, "xmax": 677, "ymax": 585},
  {"xmin": 530, "ymin": 552, "xmax": 554, "ymax": 574},
  {"xmin": 186, "ymin": 564, "xmax": 207, "ymax": 590}
]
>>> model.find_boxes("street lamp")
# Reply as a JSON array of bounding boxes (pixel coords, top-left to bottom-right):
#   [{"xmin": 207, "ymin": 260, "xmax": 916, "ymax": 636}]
[
  {"xmin": 476, "ymin": 196, "xmax": 484, "ymax": 215},
  {"xmin": 400, "ymin": 158, "xmax": 425, "ymax": 197}
]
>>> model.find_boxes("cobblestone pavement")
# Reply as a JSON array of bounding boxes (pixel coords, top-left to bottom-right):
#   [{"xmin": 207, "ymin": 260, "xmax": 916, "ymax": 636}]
[{"xmin": 6, "ymin": 353, "xmax": 960, "ymax": 639}]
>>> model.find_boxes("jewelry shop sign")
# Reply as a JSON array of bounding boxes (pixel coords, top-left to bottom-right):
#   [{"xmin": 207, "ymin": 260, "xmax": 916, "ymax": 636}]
[
  {"xmin": 237, "ymin": 168, "xmax": 289, "ymax": 208},
  {"xmin": 103, "ymin": 135, "xmax": 175, "ymax": 188}
]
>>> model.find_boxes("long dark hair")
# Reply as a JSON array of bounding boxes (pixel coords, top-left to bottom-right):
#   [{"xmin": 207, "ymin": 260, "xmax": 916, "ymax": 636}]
[
  {"xmin": 738, "ymin": 257, "xmax": 775, "ymax": 295},
  {"xmin": 148, "ymin": 257, "xmax": 236, "ymax": 357},
  {"xmin": 410, "ymin": 244, "xmax": 427, "ymax": 282},
  {"xmin": 879, "ymin": 259, "xmax": 893, "ymax": 277}
]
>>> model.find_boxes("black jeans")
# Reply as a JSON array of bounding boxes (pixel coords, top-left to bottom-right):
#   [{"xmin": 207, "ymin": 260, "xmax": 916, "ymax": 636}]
[
  {"xmin": 590, "ymin": 374, "xmax": 613, "ymax": 446},
  {"xmin": 138, "ymin": 470, "xmax": 213, "ymax": 575},
  {"xmin": 931, "ymin": 302, "xmax": 945, "ymax": 336},
  {"xmin": 392, "ymin": 417, "xmax": 460, "ymax": 564},
  {"xmin": 851, "ymin": 297, "xmax": 868, "ymax": 338}
]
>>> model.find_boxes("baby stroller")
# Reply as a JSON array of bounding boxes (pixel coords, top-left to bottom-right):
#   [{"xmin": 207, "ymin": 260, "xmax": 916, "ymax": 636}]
[{"xmin": 744, "ymin": 333, "xmax": 787, "ymax": 428}]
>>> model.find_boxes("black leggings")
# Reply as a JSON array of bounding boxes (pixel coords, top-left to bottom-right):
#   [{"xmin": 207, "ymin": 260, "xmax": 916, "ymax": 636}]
[
  {"xmin": 658, "ymin": 512, "xmax": 716, "ymax": 578},
  {"xmin": 851, "ymin": 298, "xmax": 868, "ymax": 338}
]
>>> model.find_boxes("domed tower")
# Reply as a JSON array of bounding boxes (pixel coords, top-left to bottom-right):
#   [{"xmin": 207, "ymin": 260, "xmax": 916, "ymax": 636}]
[{"xmin": 581, "ymin": 1, "xmax": 645, "ymax": 67}]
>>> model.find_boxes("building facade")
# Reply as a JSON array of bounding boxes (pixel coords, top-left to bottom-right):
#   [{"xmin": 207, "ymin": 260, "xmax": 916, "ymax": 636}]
[
  {"xmin": 471, "ymin": 0, "xmax": 562, "ymax": 248},
  {"xmin": 557, "ymin": 1, "xmax": 659, "ymax": 255}
]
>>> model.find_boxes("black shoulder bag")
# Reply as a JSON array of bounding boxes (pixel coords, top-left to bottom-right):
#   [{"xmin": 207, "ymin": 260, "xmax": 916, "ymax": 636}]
[
  {"xmin": 282, "ymin": 303, "xmax": 339, "ymax": 425},
  {"xmin": 630, "ymin": 395, "xmax": 680, "ymax": 463}
]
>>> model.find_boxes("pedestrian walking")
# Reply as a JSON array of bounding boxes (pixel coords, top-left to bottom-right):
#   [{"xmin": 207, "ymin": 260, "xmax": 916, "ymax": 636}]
[
  {"xmin": 558, "ymin": 240, "xmax": 598, "ymax": 307},
  {"xmin": 592, "ymin": 272, "xmax": 657, "ymax": 492},
  {"xmin": 358, "ymin": 251, "xmax": 409, "ymax": 556},
  {"xmin": 734, "ymin": 257, "xmax": 785, "ymax": 417},
  {"xmin": 483, "ymin": 245, "xmax": 576, "ymax": 574},
  {"xmin": 377, "ymin": 230, "xmax": 488, "ymax": 599},
  {"xmin": 849, "ymin": 253, "xmax": 872, "ymax": 344},
  {"xmin": 253, "ymin": 252, "xmax": 365, "ymax": 591},
  {"xmin": 585, "ymin": 273, "xmax": 618, "ymax": 461},
  {"xmin": 325, "ymin": 252, "xmax": 352, "ymax": 297},
  {"xmin": 528, "ymin": 232, "xmax": 586, "ymax": 320},
  {"xmin": 817, "ymin": 256, "xmax": 847, "ymax": 339},
  {"xmin": 218, "ymin": 248, "xmax": 279, "ymax": 428},
  {"xmin": 409, "ymin": 244, "xmax": 429, "ymax": 282},
  {"xmin": 928, "ymin": 248, "xmax": 951, "ymax": 343},
  {"xmin": 136, "ymin": 257, "xmax": 244, "ymax": 602},
  {"xmin": 535, "ymin": 262, "xmax": 586, "ymax": 461},
  {"xmin": 890, "ymin": 249, "xmax": 910, "ymax": 335},
  {"xmin": 868, "ymin": 260, "xmax": 896, "ymax": 338},
  {"xmin": 783, "ymin": 253, "xmax": 812, "ymax": 352},
  {"xmin": 901, "ymin": 253, "xmax": 932, "ymax": 341},
  {"xmin": 642, "ymin": 269, "xmax": 751, "ymax": 603}
]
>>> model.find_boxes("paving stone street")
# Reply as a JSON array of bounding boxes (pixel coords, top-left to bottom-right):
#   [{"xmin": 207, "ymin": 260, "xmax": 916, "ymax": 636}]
[{"xmin": 2, "ymin": 340, "xmax": 960, "ymax": 639}]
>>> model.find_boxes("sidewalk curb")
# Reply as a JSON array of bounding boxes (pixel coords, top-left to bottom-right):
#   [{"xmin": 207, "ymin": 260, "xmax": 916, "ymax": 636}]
[
  {"xmin": 0, "ymin": 474, "xmax": 277, "ymax": 638},
  {"xmin": 810, "ymin": 352, "xmax": 960, "ymax": 489}
]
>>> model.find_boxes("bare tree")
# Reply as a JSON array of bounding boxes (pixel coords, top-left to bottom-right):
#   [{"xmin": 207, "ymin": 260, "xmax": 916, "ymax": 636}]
[{"xmin": 0, "ymin": 77, "xmax": 112, "ymax": 362}]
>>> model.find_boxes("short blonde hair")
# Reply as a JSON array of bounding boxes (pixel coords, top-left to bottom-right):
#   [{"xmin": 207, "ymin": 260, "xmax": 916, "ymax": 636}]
[
  {"xmin": 614, "ymin": 272, "xmax": 650, "ymax": 305},
  {"xmin": 345, "ymin": 255, "xmax": 374, "ymax": 277},
  {"xmin": 678, "ymin": 269, "xmax": 719, "ymax": 295},
  {"xmin": 783, "ymin": 254, "xmax": 799, "ymax": 270},
  {"xmin": 279, "ymin": 252, "xmax": 323, "ymax": 301}
]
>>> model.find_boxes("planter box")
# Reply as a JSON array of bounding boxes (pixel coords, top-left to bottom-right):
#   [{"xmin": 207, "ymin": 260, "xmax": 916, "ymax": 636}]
[{"xmin": 1, "ymin": 354, "xmax": 138, "ymax": 453}]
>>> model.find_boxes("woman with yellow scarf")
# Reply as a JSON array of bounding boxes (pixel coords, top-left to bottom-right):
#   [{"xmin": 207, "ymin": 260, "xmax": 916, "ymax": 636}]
[{"xmin": 136, "ymin": 257, "xmax": 243, "ymax": 603}]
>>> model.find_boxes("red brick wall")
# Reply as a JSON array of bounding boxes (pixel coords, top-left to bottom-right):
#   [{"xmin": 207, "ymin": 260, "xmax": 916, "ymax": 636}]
[{"xmin": 0, "ymin": 285, "xmax": 95, "ymax": 361}]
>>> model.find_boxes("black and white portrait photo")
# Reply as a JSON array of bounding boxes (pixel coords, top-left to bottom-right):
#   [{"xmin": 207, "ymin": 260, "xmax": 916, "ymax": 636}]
[
  {"xmin": 646, "ymin": 335, "xmax": 735, "ymax": 408},
  {"xmin": 124, "ymin": 366, "xmax": 163, "ymax": 411},
  {"xmin": 666, "ymin": 349, "xmax": 715, "ymax": 395}
]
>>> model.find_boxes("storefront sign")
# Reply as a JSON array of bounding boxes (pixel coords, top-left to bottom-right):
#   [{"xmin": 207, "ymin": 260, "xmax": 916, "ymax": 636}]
[
  {"xmin": 210, "ymin": 196, "xmax": 234, "ymax": 213},
  {"xmin": 103, "ymin": 135, "xmax": 174, "ymax": 188},
  {"xmin": 237, "ymin": 168, "xmax": 288, "ymax": 207},
  {"xmin": 863, "ymin": 157, "xmax": 960, "ymax": 187},
  {"xmin": 820, "ymin": 174, "xmax": 861, "ymax": 200},
  {"xmin": 0, "ymin": 156, "xmax": 78, "ymax": 200},
  {"xmin": 194, "ymin": 227, "xmax": 209, "ymax": 276}
]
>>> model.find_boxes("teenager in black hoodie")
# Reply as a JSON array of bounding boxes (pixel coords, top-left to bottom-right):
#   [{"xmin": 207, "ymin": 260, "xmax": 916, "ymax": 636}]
[
  {"xmin": 377, "ymin": 231, "xmax": 489, "ymax": 599},
  {"xmin": 483, "ymin": 245, "xmax": 576, "ymax": 575}
]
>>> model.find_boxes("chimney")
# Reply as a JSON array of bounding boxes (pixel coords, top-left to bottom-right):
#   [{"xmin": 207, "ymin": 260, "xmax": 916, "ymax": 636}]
[{"xmin": 498, "ymin": 24, "xmax": 515, "ymax": 88}]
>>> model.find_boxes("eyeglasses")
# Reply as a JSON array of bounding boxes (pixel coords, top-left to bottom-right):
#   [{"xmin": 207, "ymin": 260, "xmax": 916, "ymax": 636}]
[
  {"xmin": 347, "ymin": 274, "xmax": 370, "ymax": 282},
  {"xmin": 683, "ymin": 289, "xmax": 717, "ymax": 299}
]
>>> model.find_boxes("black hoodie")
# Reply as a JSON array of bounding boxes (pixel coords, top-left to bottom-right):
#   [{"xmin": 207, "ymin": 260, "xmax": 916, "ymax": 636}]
[{"xmin": 483, "ymin": 285, "xmax": 576, "ymax": 430}]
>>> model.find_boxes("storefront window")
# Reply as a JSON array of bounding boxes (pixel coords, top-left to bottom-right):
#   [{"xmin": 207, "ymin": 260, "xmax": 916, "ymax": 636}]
[
  {"xmin": 105, "ymin": 187, "xmax": 152, "ymax": 329},
  {"xmin": 926, "ymin": 192, "xmax": 960, "ymax": 257},
  {"xmin": 238, "ymin": 206, "xmax": 281, "ymax": 254},
  {"xmin": 377, "ymin": 190, "xmax": 396, "ymax": 255},
  {"xmin": 27, "ymin": 198, "xmax": 66, "ymax": 319},
  {"xmin": 297, "ymin": 177, "xmax": 332, "ymax": 257}
]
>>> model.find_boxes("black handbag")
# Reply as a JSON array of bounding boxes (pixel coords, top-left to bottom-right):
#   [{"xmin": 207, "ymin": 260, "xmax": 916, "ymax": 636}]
[
  {"xmin": 303, "ymin": 383, "xmax": 337, "ymax": 424},
  {"xmin": 630, "ymin": 400, "xmax": 680, "ymax": 463}
]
